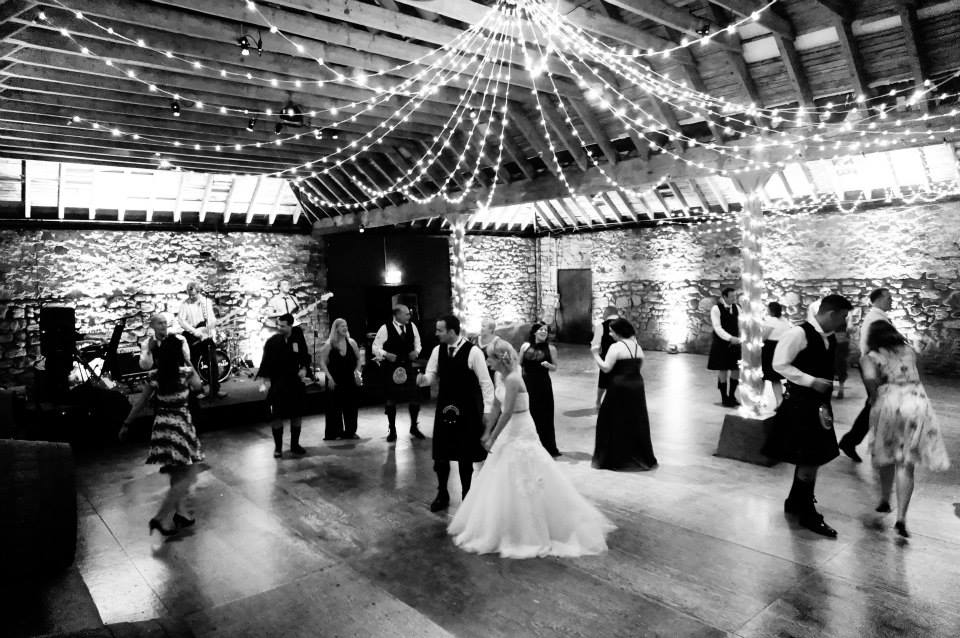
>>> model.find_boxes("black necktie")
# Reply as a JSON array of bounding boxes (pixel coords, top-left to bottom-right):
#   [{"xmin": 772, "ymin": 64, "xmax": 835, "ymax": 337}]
[
  {"xmin": 448, "ymin": 345, "xmax": 456, "ymax": 357},
  {"xmin": 400, "ymin": 324, "xmax": 405, "ymax": 337}
]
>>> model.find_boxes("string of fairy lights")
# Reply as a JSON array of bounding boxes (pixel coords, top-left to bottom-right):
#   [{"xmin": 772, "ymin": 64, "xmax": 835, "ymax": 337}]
[{"xmin": 28, "ymin": 0, "xmax": 960, "ymax": 221}]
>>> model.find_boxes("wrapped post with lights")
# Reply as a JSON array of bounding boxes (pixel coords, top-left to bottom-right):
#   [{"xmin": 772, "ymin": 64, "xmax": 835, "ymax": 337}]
[
  {"xmin": 450, "ymin": 215, "xmax": 469, "ymax": 323},
  {"xmin": 715, "ymin": 170, "xmax": 780, "ymax": 467}
]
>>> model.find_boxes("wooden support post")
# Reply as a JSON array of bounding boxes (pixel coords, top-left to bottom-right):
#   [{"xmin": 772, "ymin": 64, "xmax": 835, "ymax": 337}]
[
  {"xmin": 22, "ymin": 159, "xmax": 30, "ymax": 218},
  {"xmin": 198, "ymin": 173, "xmax": 214, "ymax": 223}
]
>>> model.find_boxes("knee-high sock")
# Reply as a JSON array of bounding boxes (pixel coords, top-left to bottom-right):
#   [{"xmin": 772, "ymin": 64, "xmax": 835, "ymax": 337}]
[
  {"xmin": 291, "ymin": 426, "xmax": 302, "ymax": 447},
  {"xmin": 272, "ymin": 427, "xmax": 283, "ymax": 451},
  {"xmin": 385, "ymin": 404, "xmax": 397, "ymax": 430},
  {"xmin": 459, "ymin": 462, "xmax": 473, "ymax": 497},
  {"xmin": 408, "ymin": 403, "xmax": 420, "ymax": 427},
  {"xmin": 434, "ymin": 461, "xmax": 450, "ymax": 495}
]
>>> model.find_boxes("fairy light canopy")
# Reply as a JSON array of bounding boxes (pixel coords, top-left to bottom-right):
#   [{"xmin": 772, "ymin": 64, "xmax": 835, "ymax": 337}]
[{"xmin": 1, "ymin": 0, "xmax": 959, "ymax": 231}]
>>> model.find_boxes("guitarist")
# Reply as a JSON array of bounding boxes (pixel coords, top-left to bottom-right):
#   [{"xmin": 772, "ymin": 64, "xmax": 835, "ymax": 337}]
[
  {"xmin": 266, "ymin": 280, "xmax": 302, "ymax": 323},
  {"xmin": 178, "ymin": 281, "xmax": 227, "ymax": 400}
]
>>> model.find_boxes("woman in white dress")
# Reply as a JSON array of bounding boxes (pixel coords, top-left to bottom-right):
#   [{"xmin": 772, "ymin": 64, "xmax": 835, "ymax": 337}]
[{"xmin": 448, "ymin": 340, "xmax": 614, "ymax": 558}]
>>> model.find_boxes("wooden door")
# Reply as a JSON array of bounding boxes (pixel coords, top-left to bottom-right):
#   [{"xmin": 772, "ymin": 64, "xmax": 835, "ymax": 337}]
[{"xmin": 555, "ymin": 268, "xmax": 593, "ymax": 344}]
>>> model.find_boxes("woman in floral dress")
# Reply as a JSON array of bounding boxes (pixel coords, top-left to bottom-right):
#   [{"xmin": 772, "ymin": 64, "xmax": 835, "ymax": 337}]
[{"xmin": 862, "ymin": 321, "xmax": 950, "ymax": 538}]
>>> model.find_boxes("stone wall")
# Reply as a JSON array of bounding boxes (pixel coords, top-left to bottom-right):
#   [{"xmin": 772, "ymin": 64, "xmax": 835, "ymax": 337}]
[
  {"xmin": 461, "ymin": 200, "xmax": 960, "ymax": 375},
  {"xmin": 0, "ymin": 229, "xmax": 326, "ymax": 386},
  {"xmin": 452, "ymin": 235, "xmax": 538, "ymax": 333}
]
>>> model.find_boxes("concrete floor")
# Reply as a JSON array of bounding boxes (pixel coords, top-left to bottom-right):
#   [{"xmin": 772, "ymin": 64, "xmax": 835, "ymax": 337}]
[{"xmin": 69, "ymin": 346, "xmax": 960, "ymax": 637}]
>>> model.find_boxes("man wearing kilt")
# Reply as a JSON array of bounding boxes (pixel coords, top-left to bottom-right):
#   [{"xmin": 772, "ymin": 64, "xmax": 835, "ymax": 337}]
[
  {"xmin": 257, "ymin": 313, "xmax": 311, "ymax": 458},
  {"xmin": 764, "ymin": 294, "xmax": 853, "ymax": 537},
  {"xmin": 372, "ymin": 304, "xmax": 426, "ymax": 442},
  {"xmin": 417, "ymin": 315, "xmax": 494, "ymax": 513},
  {"xmin": 708, "ymin": 287, "xmax": 743, "ymax": 407}
]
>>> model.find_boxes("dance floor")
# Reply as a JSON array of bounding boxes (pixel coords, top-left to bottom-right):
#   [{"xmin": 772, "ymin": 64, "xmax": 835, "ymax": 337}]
[{"xmin": 68, "ymin": 346, "xmax": 960, "ymax": 637}]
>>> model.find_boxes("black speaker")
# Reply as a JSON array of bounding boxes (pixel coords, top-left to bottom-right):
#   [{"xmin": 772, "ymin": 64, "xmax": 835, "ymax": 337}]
[{"xmin": 39, "ymin": 307, "xmax": 76, "ymax": 356}]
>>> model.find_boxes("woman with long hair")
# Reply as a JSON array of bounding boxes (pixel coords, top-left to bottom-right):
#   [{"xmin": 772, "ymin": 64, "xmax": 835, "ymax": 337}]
[
  {"xmin": 518, "ymin": 322, "xmax": 561, "ymax": 457},
  {"xmin": 862, "ymin": 321, "xmax": 949, "ymax": 537},
  {"xmin": 475, "ymin": 319, "xmax": 501, "ymax": 382},
  {"xmin": 318, "ymin": 318, "xmax": 363, "ymax": 440},
  {"xmin": 143, "ymin": 334, "xmax": 204, "ymax": 536},
  {"xmin": 448, "ymin": 340, "xmax": 614, "ymax": 558},
  {"xmin": 592, "ymin": 318, "xmax": 658, "ymax": 471}
]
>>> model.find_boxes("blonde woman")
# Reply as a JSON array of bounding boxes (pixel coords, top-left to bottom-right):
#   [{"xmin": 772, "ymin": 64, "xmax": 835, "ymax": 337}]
[
  {"xmin": 448, "ymin": 340, "xmax": 614, "ymax": 558},
  {"xmin": 318, "ymin": 318, "xmax": 363, "ymax": 440}
]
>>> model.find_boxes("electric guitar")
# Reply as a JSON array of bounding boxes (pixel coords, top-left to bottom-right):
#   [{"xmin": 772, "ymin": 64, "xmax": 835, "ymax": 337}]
[
  {"xmin": 261, "ymin": 292, "xmax": 333, "ymax": 329},
  {"xmin": 183, "ymin": 306, "xmax": 246, "ymax": 344}
]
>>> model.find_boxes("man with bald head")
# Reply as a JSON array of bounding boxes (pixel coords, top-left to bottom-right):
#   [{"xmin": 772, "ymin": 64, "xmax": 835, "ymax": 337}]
[{"xmin": 372, "ymin": 304, "xmax": 426, "ymax": 442}]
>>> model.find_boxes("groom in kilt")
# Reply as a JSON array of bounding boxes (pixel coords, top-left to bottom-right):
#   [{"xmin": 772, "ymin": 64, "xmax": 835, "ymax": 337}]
[{"xmin": 764, "ymin": 294, "xmax": 853, "ymax": 537}]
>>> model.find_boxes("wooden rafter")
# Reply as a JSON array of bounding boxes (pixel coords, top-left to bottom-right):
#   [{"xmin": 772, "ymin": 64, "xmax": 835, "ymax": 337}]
[
  {"xmin": 832, "ymin": 16, "xmax": 872, "ymax": 108},
  {"xmin": 568, "ymin": 96, "xmax": 618, "ymax": 165},
  {"xmin": 811, "ymin": 0, "xmax": 850, "ymax": 19},
  {"xmin": 709, "ymin": 0, "xmax": 793, "ymax": 38},
  {"xmin": 607, "ymin": 190, "xmax": 639, "ymax": 222},
  {"xmin": 246, "ymin": 175, "xmax": 265, "ymax": 224},
  {"xmin": 895, "ymin": 0, "xmax": 928, "ymax": 113},
  {"xmin": 773, "ymin": 34, "xmax": 816, "ymax": 113},
  {"xmin": 172, "ymin": 171, "xmax": 185, "ymax": 223},
  {"xmin": 651, "ymin": 187, "xmax": 672, "ymax": 217},
  {"xmin": 687, "ymin": 179, "xmax": 713, "ymax": 214},
  {"xmin": 221, "ymin": 177, "xmax": 238, "ymax": 224},
  {"xmin": 667, "ymin": 182, "xmax": 691, "ymax": 215},
  {"xmin": 21, "ymin": 158, "xmax": 29, "ymax": 218}
]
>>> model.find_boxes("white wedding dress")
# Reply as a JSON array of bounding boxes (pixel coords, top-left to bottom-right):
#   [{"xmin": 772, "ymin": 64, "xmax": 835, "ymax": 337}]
[{"xmin": 448, "ymin": 382, "xmax": 615, "ymax": 558}]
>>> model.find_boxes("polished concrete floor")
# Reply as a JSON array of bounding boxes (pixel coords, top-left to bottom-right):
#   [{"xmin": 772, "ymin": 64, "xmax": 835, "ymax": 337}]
[{"xmin": 70, "ymin": 346, "xmax": 960, "ymax": 637}]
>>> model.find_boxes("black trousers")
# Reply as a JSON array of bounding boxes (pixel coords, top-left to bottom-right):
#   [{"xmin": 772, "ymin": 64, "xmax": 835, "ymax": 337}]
[
  {"xmin": 325, "ymin": 382, "xmax": 359, "ymax": 438},
  {"xmin": 840, "ymin": 399, "xmax": 871, "ymax": 447}
]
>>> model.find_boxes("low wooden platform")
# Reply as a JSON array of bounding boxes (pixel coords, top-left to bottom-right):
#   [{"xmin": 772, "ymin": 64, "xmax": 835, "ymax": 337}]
[{"xmin": 44, "ymin": 346, "xmax": 960, "ymax": 638}]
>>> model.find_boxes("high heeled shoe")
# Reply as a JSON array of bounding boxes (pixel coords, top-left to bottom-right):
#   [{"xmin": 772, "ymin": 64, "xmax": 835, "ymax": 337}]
[
  {"xmin": 149, "ymin": 518, "xmax": 178, "ymax": 536},
  {"xmin": 173, "ymin": 513, "xmax": 196, "ymax": 529},
  {"xmin": 894, "ymin": 520, "xmax": 910, "ymax": 538}
]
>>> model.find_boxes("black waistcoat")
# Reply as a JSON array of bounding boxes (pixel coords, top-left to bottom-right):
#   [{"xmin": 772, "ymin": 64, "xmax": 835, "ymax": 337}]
[
  {"xmin": 437, "ymin": 341, "xmax": 482, "ymax": 413},
  {"xmin": 383, "ymin": 322, "xmax": 416, "ymax": 362},
  {"xmin": 790, "ymin": 322, "xmax": 836, "ymax": 382},
  {"xmin": 718, "ymin": 303, "xmax": 739, "ymax": 338},
  {"xmin": 600, "ymin": 318, "xmax": 616, "ymax": 358}
]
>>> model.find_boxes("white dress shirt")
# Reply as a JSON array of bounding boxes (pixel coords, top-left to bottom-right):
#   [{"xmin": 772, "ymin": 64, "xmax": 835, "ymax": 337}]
[
  {"xmin": 772, "ymin": 319, "xmax": 831, "ymax": 388},
  {"xmin": 268, "ymin": 294, "xmax": 300, "ymax": 317},
  {"xmin": 177, "ymin": 296, "xmax": 215, "ymax": 333},
  {"xmin": 590, "ymin": 313, "xmax": 620, "ymax": 350},
  {"xmin": 371, "ymin": 320, "xmax": 422, "ymax": 359},
  {"xmin": 710, "ymin": 302, "xmax": 740, "ymax": 341},
  {"xmin": 421, "ymin": 337, "xmax": 494, "ymax": 413},
  {"xmin": 762, "ymin": 316, "xmax": 793, "ymax": 341},
  {"xmin": 858, "ymin": 307, "xmax": 890, "ymax": 354},
  {"xmin": 139, "ymin": 333, "xmax": 191, "ymax": 371}
]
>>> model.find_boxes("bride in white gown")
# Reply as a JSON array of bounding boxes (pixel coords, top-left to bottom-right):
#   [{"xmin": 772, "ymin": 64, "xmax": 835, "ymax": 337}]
[{"xmin": 448, "ymin": 340, "xmax": 614, "ymax": 558}]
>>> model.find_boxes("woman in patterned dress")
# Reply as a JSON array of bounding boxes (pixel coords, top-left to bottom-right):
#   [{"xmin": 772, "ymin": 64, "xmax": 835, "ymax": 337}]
[
  {"xmin": 862, "ymin": 321, "xmax": 950, "ymax": 538},
  {"xmin": 144, "ymin": 335, "xmax": 204, "ymax": 536}
]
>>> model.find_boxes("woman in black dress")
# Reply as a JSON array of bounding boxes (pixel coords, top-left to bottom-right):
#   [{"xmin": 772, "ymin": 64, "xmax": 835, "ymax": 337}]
[
  {"xmin": 591, "ymin": 318, "xmax": 657, "ymax": 471},
  {"xmin": 319, "ymin": 318, "xmax": 363, "ymax": 440},
  {"xmin": 519, "ymin": 322, "xmax": 561, "ymax": 457}
]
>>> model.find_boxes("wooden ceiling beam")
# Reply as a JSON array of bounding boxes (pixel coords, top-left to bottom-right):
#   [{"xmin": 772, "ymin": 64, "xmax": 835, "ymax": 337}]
[
  {"xmin": 667, "ymin": 182, "xmax": 691, "ymax": 215},
  {"xmin": 606, "ymin": 190, "xmax": 640, "ymax": 222},
  {"xmin": 895, "ymin": 0, "xmax": 929, "ymax": 113},
  {"xmin": 330, "ymin": 107, "xmax": 960, "ymax": 221},
  {"xmin": 510, "ymin": 108, "xmax": 561, "ymax": 177},
  {"xmin": 0, "ymin": 0, "xmax": 35, "ymax": 23},
  {"xmin": 651, "ymin": 187, "xmax": 673, "ymax": 216},
  {"xmin": 811, "ymin": 0, "xmax": 851, "ymax": 19},
  {"xmin": 500, "ymin": 136, "xmax": 538, "ymax": 181},
  {"xmin": 596, "ymin": 192, "xmax": 625, "ymax": 223},
  {"xmin": 687, "ymin": 179, "xmax": 713, "ymax": 214},
  {"xmin": 832, "ymin": 16, "xmax": 872, "ymax": 109},
  {"xmin": 567, "ymin": 95, "xmax": 619, "ymax": 165},
  {"xmin": 773, "ymin": 34, "xmax": 816, "ymax": 113},
  {"xmin": 709, "ymin": 0, "xmax": 793, "ymax": 39},
  {"xmin": 704, "ymin": 7, "xmax": 765, "ymax": 114},
  {"xmin": 30, "ymin": 1, "xmax": 532, "ymax": 110},
  {"xmin": 535, "ymin": 97, "xmax": 588, "ymax": 172},
  {"xmin": 532, "ymin": 201, "xmax": 561, "ymax": 231},
  {"xmin": 172, "ymin": 170, "xmax": 185, "ymax": 222},
  {"xmin": 602, "ymin": 0, "xmax": 736, "ymax": 51},
  {"xmin": 245, "ymin": 174, "xmax": 265, "ymax": 223},
  {"xmin": 544, "ymin": 199, "xmax": 578, "ymax": 228}
]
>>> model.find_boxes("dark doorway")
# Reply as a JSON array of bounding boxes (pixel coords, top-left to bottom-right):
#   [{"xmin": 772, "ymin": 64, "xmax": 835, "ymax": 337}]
[{"xmin": 555, "ymin": 268, "xmax": 592, "ymax": 344}]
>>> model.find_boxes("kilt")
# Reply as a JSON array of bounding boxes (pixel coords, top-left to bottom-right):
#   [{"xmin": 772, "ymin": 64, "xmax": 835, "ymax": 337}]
[
  {"xmin": 762, "ymin": 384, "xmax": 839, "ymax": 466},
  {"xmin": 267, "ymin": 378, "xmax": 306, "ymax": 419},
  {"xmin": 382, "ymin": 361, "xmax": 418, "ymax": 404},
  {"xmin": 761, "ymin": 340, "xmax": 782, "ymax": 382},
  {"xmin": 432, "ymin": 399, "xmax": 487, "ymax": 463},
  {"xmin": 707, "ymin": 334, "xmax": 741, "ymax": 371}
]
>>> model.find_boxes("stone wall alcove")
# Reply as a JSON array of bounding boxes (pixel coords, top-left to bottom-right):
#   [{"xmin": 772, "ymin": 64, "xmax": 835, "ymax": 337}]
[{"xmin": 0, "ymin": 228, "xmax": 327, "ymax": 386}]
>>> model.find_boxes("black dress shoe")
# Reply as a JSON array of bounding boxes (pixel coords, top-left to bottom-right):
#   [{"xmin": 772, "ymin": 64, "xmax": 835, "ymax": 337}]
[
  {"xmin": 290, "ymin": 443, "xmax": 306, "ymax": 455},
  {"xmin": 322, "ymin": 436, "xmax": 340, "ymax": 441},
  {"xmin": 784, "ymin": 498, "xmax": 806, "ymax": 515},
  {"xmin": 273, "ymin": 449, "xmax": 283, "ymax": 459},
  {"xmin": 386, "ymin": 430, "xmax": 397, "ymax": 443},
  {"xmin": 149, "ymin": 518, "xmax": 178, "ymax": 537},
  {"xmin": 429, "ymin": 493, "xmax": 450, "ymax": 512},
  {"xmin": 343, "ymin": 433, "xmax": 360, "ymax": 440},
  {"xmin": 894, "ymin": 520, "xmax": 910, "ymax": 538},
  {"xmin": 410, "ymin": 427, "xmax": 426, "ymax": 440},
  {"xmin": 173, "ymin": 513, "xmax": 196, "ymax": 529},
  {"xmin": 799, "ymin": 512, "xmax": 838, "ymax": 538},
  {"xmin": 875, "ymin": 501, "xmax": 892, "ymax": 513},
  {"xmin": 839, "ymin": 440, "xmax": 862, "ymax": 463}
]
